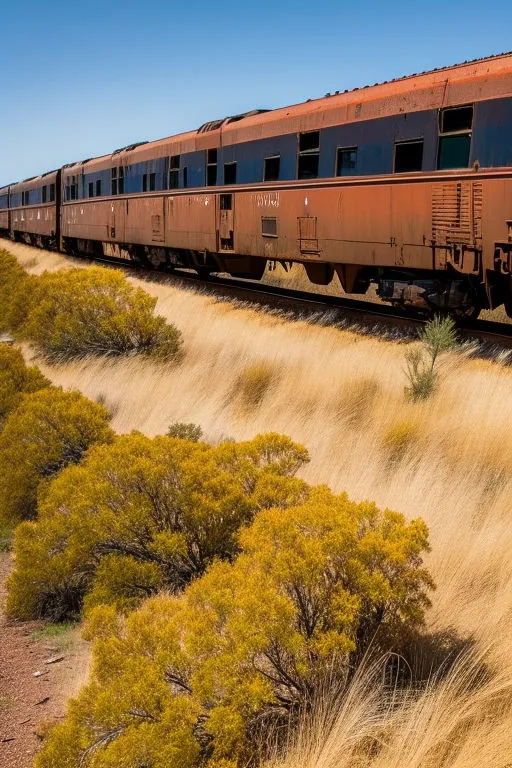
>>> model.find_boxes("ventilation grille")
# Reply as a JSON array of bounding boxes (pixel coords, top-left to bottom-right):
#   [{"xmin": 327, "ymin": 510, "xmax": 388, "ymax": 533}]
[{"xmin": 432, "ymin": 181, "xmax": 482, "ymax": 245}]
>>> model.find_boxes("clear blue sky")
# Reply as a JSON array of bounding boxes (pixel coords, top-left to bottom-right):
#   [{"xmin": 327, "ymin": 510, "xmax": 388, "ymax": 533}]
[{"xmin": 1, "ymin": 0, "xmax": 510, "ymax": 186}]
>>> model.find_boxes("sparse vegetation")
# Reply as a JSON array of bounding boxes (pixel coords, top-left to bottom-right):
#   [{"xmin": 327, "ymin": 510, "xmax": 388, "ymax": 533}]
[
  {"xmin": 382, "ymin": 419, "xmax": 421, "ymax": 464},
  {"xmin": 167, "ymin": 422, "xmax": 203, "ymax": 441},
  {"xmin": 404, "ymin": 316, "xmax": 457, "ymax": 401},
  {"xmin": 237, "ymin": 361, "xmax": 276, "ymax": 408}
]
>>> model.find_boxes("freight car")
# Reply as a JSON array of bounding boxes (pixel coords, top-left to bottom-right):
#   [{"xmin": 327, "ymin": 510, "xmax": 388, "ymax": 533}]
[{"xmin": 3, "ymin": 52, "xmax": 512, "ymax": 318}]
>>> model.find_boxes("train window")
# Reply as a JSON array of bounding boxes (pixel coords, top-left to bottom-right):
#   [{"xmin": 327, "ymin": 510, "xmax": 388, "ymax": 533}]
[
  {"xmin": 264, "ymin": 156, "xmax": 280, "ymax": 182},
  {"xmin": 42, "ymin": 185, "xmax": 47, "ymax": 203},
  {"xmin": 96, "ymin": 180, "xmax": 101, "ymax": 197},
  {"xmin": 49, "ymin": 184, "xmax": 55, "ymax": 202},
  {"xmin": 336, "ymin": 147, "xmax": 357, "ymax": 176},
  {"xmin": 22, "ymin": 191, "xmax": 30, "ymax": 205},
  {"xmin": 224, "ymin": 162, "xmax": 237, "ymax": 185},
  {"xmin": 169, "ymin": 155, "xmax": 180, "ymax": 189},
  {"xmin": 298, "ymin": 131, "xmax": 320, "ymax": 180},
  {"xmin": 261, "ymin": 217, "xmax": 277, "ymax": 237},
  {"xmin": 220, "ymin": 193, "xmax": 232, "ymax": 210},
  {"xmin": 142, "ymin": 174, "xmax": 147, "ymax": 192},
  {"xmin": 118, "ymin": 167, "xmax": 124, "ymax": 195},
  {"xmin": 299, "ymin": 131, "xmax": 320, "ymax": 153},
  {"xmin": 183, "ymin": 167, "xmax": 188, "ymax": 188},
  {"xmin": 112, "ymin": 167, "xmax": 118, "ymax": 196},
  {"xmin": 438, "ymin": 134, "xmax": 472, "ymax": 170},
  {"xmin": 88, "ymin": 182, "xmax": 94, "ymax": 197},
  {"xmin": 298, "ymin": 153, "xmax": 319, "ymax": 180},
  {"xmin": 149, "ymin": 173, "xmax": 156, "ymax": 191},
  {"xmin": 440, "ymin": 105, "xmax": 473, "ymax": 134},
  {"xmin": 394, "ymin": 140, "xmax": 424, "ymax": 173},
  {"xmin": 207, "ymin": 149, "xmax": 218, "ymax": 186}
]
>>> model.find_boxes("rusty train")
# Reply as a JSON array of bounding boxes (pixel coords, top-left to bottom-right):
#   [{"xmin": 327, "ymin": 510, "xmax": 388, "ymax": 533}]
[{"xmin": 2, "ymin": 52, "xmax": 512, "ymax": 318}]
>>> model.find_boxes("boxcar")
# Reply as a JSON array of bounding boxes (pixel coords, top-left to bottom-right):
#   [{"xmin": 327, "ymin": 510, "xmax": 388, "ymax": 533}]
[{"xmin": 0, "ymin": 185, "xmax": 9, "ymax": 236}]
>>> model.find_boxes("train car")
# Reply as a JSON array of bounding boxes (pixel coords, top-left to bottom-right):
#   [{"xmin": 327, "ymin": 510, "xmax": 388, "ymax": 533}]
[
  {"xmin": 14, "ymin": 53, "xmax": 512, "ymax": 316},
  {"xmin": 0, "ymin": 185, "xmax": 9, "ymax": 236},
  {"xmin": 9, "ymin": 170, "xmax": 60, "ymax": 249}
]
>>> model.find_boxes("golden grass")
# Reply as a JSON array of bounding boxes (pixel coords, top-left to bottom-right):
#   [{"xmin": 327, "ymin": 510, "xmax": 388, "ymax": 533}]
[{"xmin": 4, "ymin": 238, "xmax": 512, "ymax": 765}]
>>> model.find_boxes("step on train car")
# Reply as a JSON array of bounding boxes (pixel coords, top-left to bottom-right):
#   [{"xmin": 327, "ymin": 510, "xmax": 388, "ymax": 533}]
[{"xmin": 2, "ymin": 52, "xmax": 512, "ymax": 317}]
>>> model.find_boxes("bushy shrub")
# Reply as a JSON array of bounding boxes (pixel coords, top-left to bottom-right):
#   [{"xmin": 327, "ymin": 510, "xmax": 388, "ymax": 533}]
[
  {"xmin": 167, "ymin": 422, "xmax": 203, "ymax": 442},
  {"xmin": 0, "ymin": 345, "xmax": 49, "ymax": 426},
  {"xmin": 382, "ymin": 420, "xmax": 421, "ymax": 464},
  {"xmin": 0, "ymin": 388, "xmax": 113, "ymax": 524},
  {"xmin": 0, "ymin": 250, "xmax": 35, "ymax": 331},
  {"xmin": 404, "ymin": 316, "xmax": 456, "ymax": 401},
  {"xmin": 35, "ymin": 487, "xmax": 432, "ymax": 768},
  {"xmin": 18, "ymin": 266, "xmax": 183, "ymax": 361},
  {"xmin": 7, "ymin": 432, "xmax": 309, "ymax": 620}
]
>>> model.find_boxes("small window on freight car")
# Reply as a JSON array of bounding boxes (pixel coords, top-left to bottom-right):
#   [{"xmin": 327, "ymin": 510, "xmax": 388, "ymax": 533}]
[
  {"xmin": 394, "ymin": 140, "xmax": 424, "ymax": 173},
  {"xmin": 118, "ymin": 168, "xmax": 124, "ymax": 195},
  {"xmin": 96, "ymin": 180, "xmax": 101, "ymax": 197},
  {"xmin": 264, "ymin": 156, "xmax": 280, "ymax": 182},
  {"xmin": 336, "ymin": 147, "xmax": 357, "ymax": 176},
  {"xmin": 142, "ymin": 174, "xmax": 148, "ymax": 192},
  {"xmin": 224, "ymin": 162, "xmax": 237, "ymax": 185},
  {"xmin": 183, "ymin": 167, "xmax": 188, "ymax": 188},
  {"xmin": 149, "ymin": 173, "xmax": 156, "ymax": 192},
  {"xmin": 299, "ymin": 131, "xmax": 320, "ymax": 152},
  {"xmin": 70, "ymin": 185, "xmax": 77, "ymax": 201},
  {"xmin": 438, "ymin": 134, "xmax": 472, "ymax": 170},
  {"xmin": 207, "ymin": 149, "xmax": 218, "ymax": 186},
  {"xmin": 88, "ymin": 182, "xmax": 94, "ymax": 198},
  {"xmin": 298, "ymin": 153, "xmax": 319, "ymax": 180},
  {"xmin": 440, "ymin": 105, "xmax": 473, "ymax": 134},
  {"xmin": 42, "ymin": 186, "xmax": 47, "ymax": 203},
  {"xmin": 169, "ymin": 170, "xmax": 179, "ymax": 189},
  {"xmin": 261, "ymin": 217, "xmax": 277, "ymax": 237},
  {"xmin": 111, "ymin": 167, "xmax": 118, "ymax": 196},
  {"xmin": 50, "ymin": 184, "xmax": 55, "ymax": 202}
]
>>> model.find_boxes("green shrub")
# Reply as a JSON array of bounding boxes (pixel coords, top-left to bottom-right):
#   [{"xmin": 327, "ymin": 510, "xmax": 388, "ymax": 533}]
[
  {"xmin": 167, "ymin": 422, "xmax": 203, "ymax": 442},
  {"xmin": 7, "ymin": 432, "xmax": 309, "ymax": 620},
  {"xmin": 35, "ymin": 487, "xmax": 432, "ymax": 768},
  {"xmin": 0, "ymin": 388, "xmax": 113, "ymax": 524},
  {"xmin": 19, "ymin": 266, "xmax": 183, "ymax": 361},
  {"xmin": 404, "ymin": 316, "xmax": 456, "ymax": 401},
  {"xmin": 0, "ymin": 345, "xmax": 50, "ymax": 426}
]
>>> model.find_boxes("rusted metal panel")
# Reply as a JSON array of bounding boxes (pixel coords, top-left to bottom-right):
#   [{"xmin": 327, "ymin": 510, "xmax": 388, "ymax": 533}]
[
  {"xmin": 164, "ymin": 194, "xmax": 217, "ymax": 252},
  {"xmin": 432, "ymin": 181, "xmax": 483, "ymax": 246}
]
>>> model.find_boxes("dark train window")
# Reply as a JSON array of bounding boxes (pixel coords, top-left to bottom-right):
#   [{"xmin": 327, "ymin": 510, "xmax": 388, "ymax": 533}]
[
  {"xmin": 438, "ymin": 134, "xmax": 472, "ymax": 170},
  {"xmin": 183, "ymin": 167, "xmax": 188, "ymax": 188},
  {"xmin": 143, "ymin": 173, "xmax": 156, "ymax": 192},
  {"xmin": 264, "ymin": 156, "xmax": 280, "ymax": 182},
  {"xmin": 298, "ymin": 153, "xmax": 319, "ymax": 180},
  {"xmin": 22, "ymin": 191, "xmax": 30, "ymax": 205},
  {"xmin": 298, "ymin": 131, "xmax": 320, "ymax": 180},
  {"xmin": 49, "ymin": 184, "xmax": 55, "ymax": 202},
  {"xmin": 336, "ymin": 147, "xmax": 357, "ymax": 176},
  {"xmin": 96, "ymin": 180, "xmax": 101, "ymax": 197},
  {"xmin": 112, "ymin": 168, "xmax": 118, "ymax": 195},
  {"xmin": 224, "ymin": 162, "xmax": 237, "ymax": 185},
  {"xmin": 220, "ymin": 193, "xmax": 232, "ymax": 210},
  {"xmin": 169, "ymin": 155, "xmax": 180, "ymax": 189},
  {"xmin": 299, "ymin": 131, "xmax": 319, "ymax": 152},
  {"xmin": 118, "ymin": 167, "xmax": 124, "ymax": 195},
  {"xmin": 440, "ymin": 105, "xmax": 473, "ymax": 134},
  {"xmin": 88, "ymin": 182, "xmax": 94, "ymax": 197},
  {"xmin": 42, "ymin": 185, "xmax": 47, "ymax": 203},
  {"xmin": 207, "ymin": 149, "xmax": 218, "ymax": 186},
  {"xmin": 394, "ymin": 140, "xmax": 424, "ymax": 173},
  {"xmin": 261, "ymin": 217, "xmax": 277, "ymax": 237}
]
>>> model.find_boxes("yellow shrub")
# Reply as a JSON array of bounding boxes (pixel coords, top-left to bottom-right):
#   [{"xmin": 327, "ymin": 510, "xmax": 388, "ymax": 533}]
[
  {"xmin": 236, "ymin": 361, "xmax": 276, "ymax": 409},
  {"xmin": 382, "ymin": 420, "xmax": 421, "ymax": 463}
]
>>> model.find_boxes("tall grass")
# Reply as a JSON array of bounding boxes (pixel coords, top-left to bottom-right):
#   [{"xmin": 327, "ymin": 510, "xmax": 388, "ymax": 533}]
[{"xmin": 4, "ymin": 238, "xmax": 512, "ymax": 764}]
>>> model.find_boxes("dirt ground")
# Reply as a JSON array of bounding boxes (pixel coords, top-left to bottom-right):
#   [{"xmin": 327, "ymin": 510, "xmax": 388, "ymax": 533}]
[{"xmin": 0, "ymin": 552, "xmax": 90, "ymax": 768}]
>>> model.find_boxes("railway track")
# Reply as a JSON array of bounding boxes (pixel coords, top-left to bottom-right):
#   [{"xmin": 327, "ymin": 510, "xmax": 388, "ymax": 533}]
[{"xmin": 81, "ymin": 252, "xmax": 512, "ymax": 352}]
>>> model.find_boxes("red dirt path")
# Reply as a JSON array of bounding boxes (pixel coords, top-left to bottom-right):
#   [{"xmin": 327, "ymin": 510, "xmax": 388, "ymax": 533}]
[{"xmin": 0, "ymin": 552, "xmax": 90, "ymax": 768}]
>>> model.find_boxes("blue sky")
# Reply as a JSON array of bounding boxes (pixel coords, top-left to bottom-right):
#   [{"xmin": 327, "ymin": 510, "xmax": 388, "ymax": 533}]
[{"xmin": 1, "ymin": 0, "xmax": 510, "ymax": 186}]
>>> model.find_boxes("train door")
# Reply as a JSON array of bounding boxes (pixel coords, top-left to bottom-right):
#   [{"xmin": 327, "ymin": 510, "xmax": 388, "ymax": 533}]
[
  {"xmin": 151, "ymin": 198, "xmax": 165, "ymax": 243},
  {"xmin": 217, "ymin": 193, "xmax": 234, "ymax": 252}
]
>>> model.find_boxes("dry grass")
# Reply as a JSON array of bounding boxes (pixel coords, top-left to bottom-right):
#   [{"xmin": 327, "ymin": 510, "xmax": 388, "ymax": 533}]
[{"xmin": 4, "ymin": 238, "xmax": 512, "ymax": 765}]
